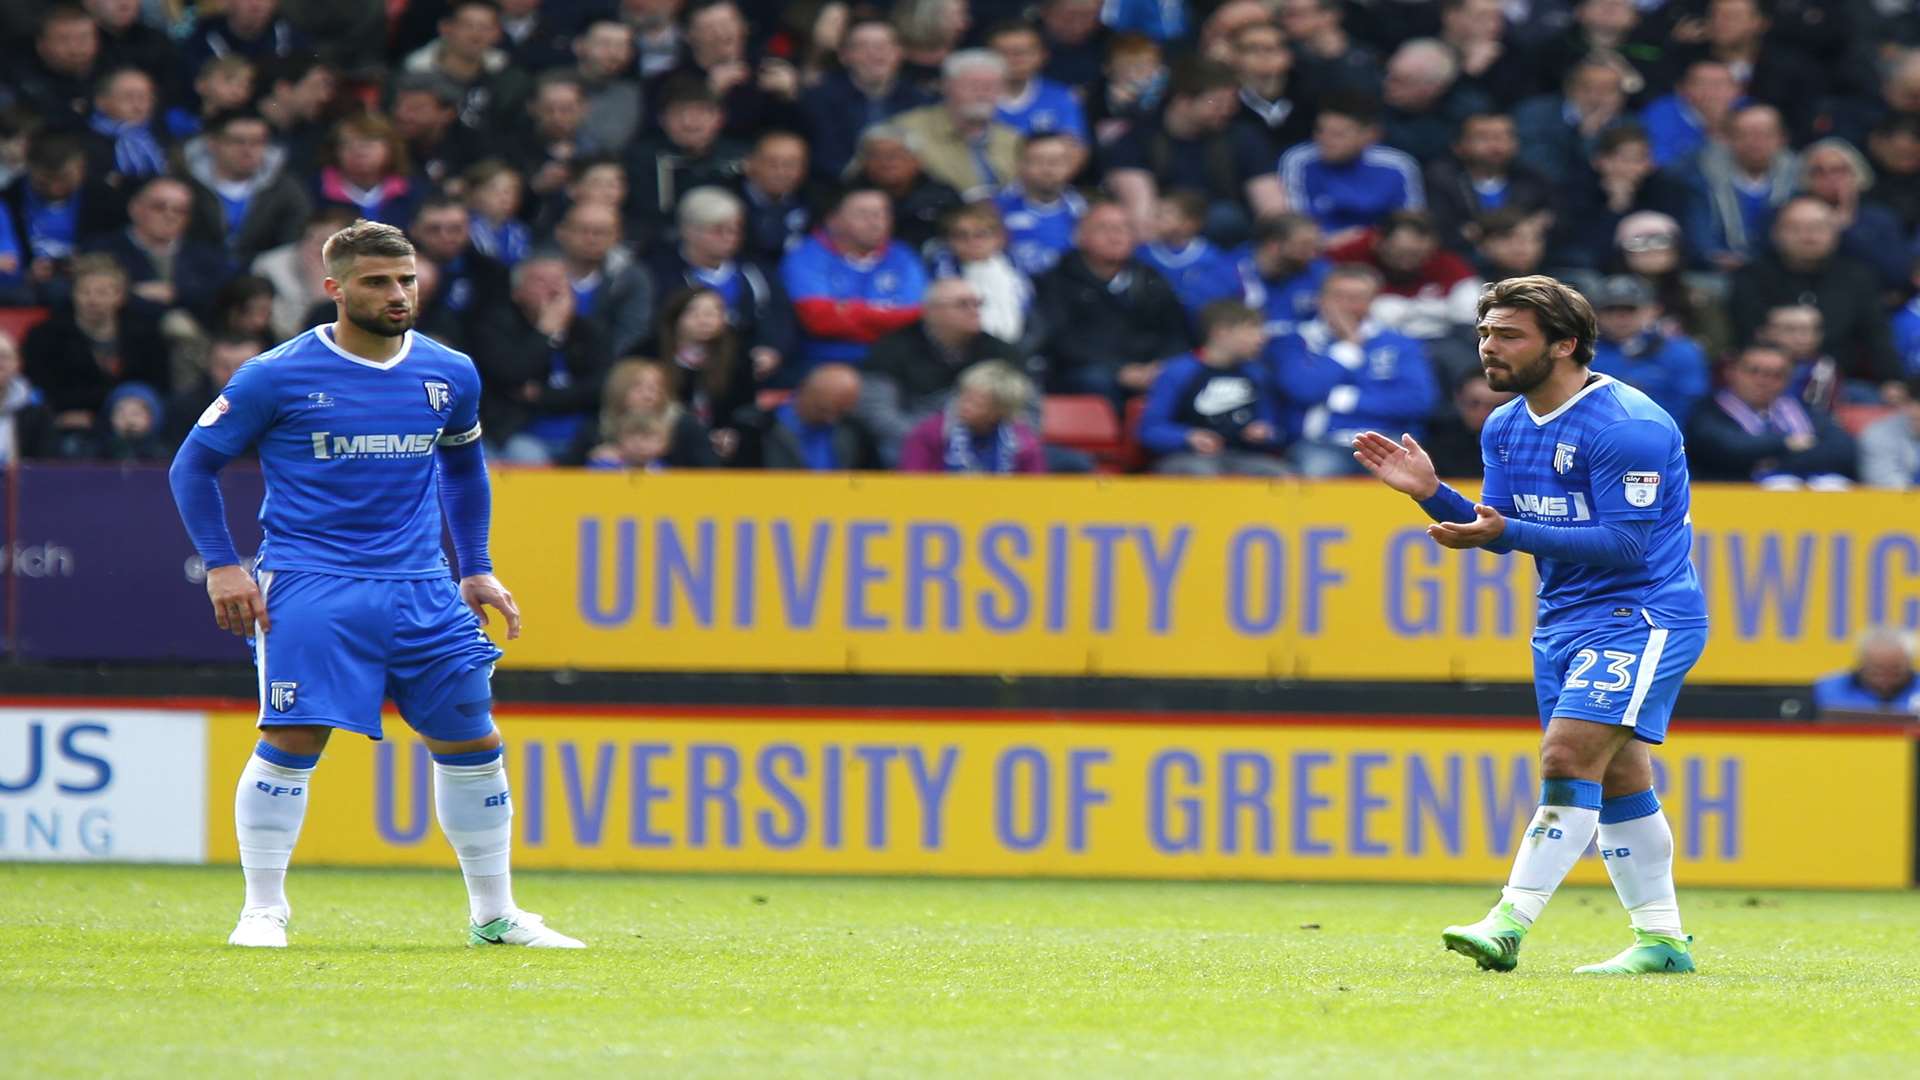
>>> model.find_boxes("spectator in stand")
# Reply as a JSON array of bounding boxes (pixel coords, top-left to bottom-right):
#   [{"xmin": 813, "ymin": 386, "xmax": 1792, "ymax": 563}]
[
  {"xmin": 860, "ymin": 277, "xmax": 1024, "ymax": 463},
  {"xmin": 254, "ymin": 56, "xmax": 336, "ymax": 182},
  {"xmin": 1755, "ymin": 304, "xmax": 1853, "ymax": 412},
  {"xmin": 651, "ymin": 186, "xmax": 794, "ymax": 380},
  {"xmin": 930, "ymin": 203, "xmax": 1034, "ymax": 348},
  {"xmin": 1438, "ymin": 0, "xmax": 1531, "ymax": 108},
  {"xmin": 1513, "ymin": 51, "xmax": 1632, "ymax": 187},
  {"xmin": 1425, "ymin": 112, "xmax": 1554, "ymax": 255},
  {"xmin": 474, "ymin": 255, "xmax": 613, "ymax": 464},
  {"xmin": 1140, "ymin": 301, "xmax": 1287, "ymax": 476},
  {"xmin": 22, "ymin": 254, "xmax": 168, "ymax": 437},
  {"xmin": 315, "ymin": 113, "xmax": 424, "ymax": 230},
  {"xmin": 496, "ymin": 0, "xmax": 588, "ymax": 79},
  {"xmin": 0, "ymin": 331, "xmax": 53, "ymax": 463},
  {"xmin": 1641, "ymin": 60, "xmax": 1740, "ymax": 169},
  {"xmin": 620, "ymin": 0, "xmax": 687, "ymax": 82},
  {"xmin": 800, "ymin": 15, "xmax": 932, "ymax": 184},
  {"xmin": 212, "ymin": 273, "xmax": 284, "ymax": 348},
  {"xmin": 67, "ymin": 379, "xmax": 168, "ymax": 462},
  {"xmin": 987, "ymin": 20, "xmax": 1088, "ymax": 141},
  {"xmin": 1694, "ymin": 0, "xmax": 1822, "ymax": 140},
  {"xmin": 845, "ymin": 124, "xmax": 963, "ymax": 253},
  {"xmin": 1272, "ymin": 264, "xmax": 1438, "ymax": 477},
  {"xmin": 1472, "ymin": 207, "xmax": 1550, "ymax": 283},
  {"xmin": 734, "ymin": 130, "xmax": 813, "ymax": 265},
  {"xmin": 1678, "ymin": 102, "xmax": 1794, "ymax": 272},
  {"xmin": 400, "ymin": 0, "xmax": 531, "ymax": 139},
  {"xmin": 165, "ymin": 55, "xmax": 257, "ymax": 142},
  {"xmin": 732, "ymin": 362, "xmax": 883, "ymax": 469},
  {"xmin": 1225, "ymin": 19, "xmax": 1314, "ymax": 171},
  {"xmin": 1528, "ymin": 0, "xmax": 1656, "ymax": 102},
  {"xmin": 15, "ymin": 5, "xmax": 104, "ymax": 131},
  {"xmin": 390, "ymin": 72, "xmax": 484, "ymax": 196},
  {"xmin": 1812, "ymin": 627, "xmax": 1920, "ymax": 718},
  {"xmin": 1867, "ymin": 115, "xmax": 1920, "ymax": 234},
  {"xmin": 1106, "ymin": 59, "xmax": 1253, "ymax": 241},
  {"xmin": 1609, "ymin": 211, "xmax": 1732, "ymax": 359},
  {"xmin": 648, "ymin": 286, "xmax": 758, "ymax": 443},
  {"xmin": 82, "ymin": 67, "xmax": 167, "ymax": 205},
  {"xmin": 579, "ymin": 359, "xmax": 719, "ymax": 468},
  {"xmin": 899, "ymin": 359, "xmax": 1046, "ymax": 473},
  {"xmin": 781, "ymin": 185, "xmax": 928, "ymax": 371},
  {"xmin": 1552, "ymin": 123, "xmax": 1690, "ymax": 271},
  {"xmin": 1235, "ymin": 212, "xmax": 1328, "ymax": 338},
  {"xmin": 994, "ymin": 133, "xmax": 1086, "ymax": 276},
  {"xmin": 624, "ymin": 77, "xmax": 748, "ymax": 246},
  {"xmin": 1033, "ymin": 199, "xmax": 1189, "ymax": 401},
  {"xmin": 1277, "ymin": 0, "xmax": 1382, "ymax": 98},
  {"xmin": 656, "ymin": 0, "xmax": 802, "ymax": 142},
  {"xmin": 572, "ymin": 19, "xmax": 643, "ymax": 155},
  {"xmin": 1860, "ymin": 377, "xmax": 1920, "ymax": 489},
  {"xmin": 1328, "ymin": 211, "xmax": 1481, "ymax": 350},
  {"xmin": 86, "ymin": 0, "xmax": 175, "ymax": 92},
  {"xmin": 88, "ymin": 176, "xmax": 230, "ymax": 327},
  {"xmin": 893, "ymin": 0, "xmax": 971, "ymax": 93},
  {"xmin": 2, "ymin": 133, "xmax": 119, "ymax": 298},
  {"xmin": 551, "ymin": 200, "xmax": 655, "ymax": 358},
  {"xmin": 1137, "ymin": 191, "xmax": 1243, "ymax": 322},
  {"xmin": 1894, "ymin": 261, "xmax": 1920, "ymax": 377},
  {"xmin": 1280, "ymin": 95, "xmax": 1425, "ymax": 243},
  {"xmin": 180, "ymin": 0, "xmax": 306, "ymax": 95},
  {"xmin": 1688, "ymin": 344, "xmax": 1855, "ymax": 487},
  {"xmin": 508, "ymin": 73, "xmax": 600, "ymax": 208},
  {"xmin": 462, "ymin": 159, "xmax": 532, "ymax": 267},
  {"xmin": 407, "ymin": 195, "xmax": 508, "ymax": 351},
  {"xmin": 1731, "ymin": 197, "xmax": 1902, "ymax": 392},
  {"xmin": 252, "ymin": 205, "xmax": 351, "ymax": 339},
  {"xmin": 183, "ymin": 110, "xmax": 310, "ymax": 264},
  {"xmin": 1587, "ymin": 274, "xmax": 1710, "ymax": 427},
  {"xmin": 1378, "ymin": 39, "xmax": 1491, "ymax": 167},
  {"xmin": 893, "ymin": 49, "xmax": 1022, "ymax": 199},
  {"xmin": 1039, "ymin": 0, "xmax": 1107, "ymax": 91},
  {"xmin": 165, "ymin": 332, "xmax": 258, "ymax": 449},
  {"xmin": 1423, "ymin": 369, "xmax": 1513, "ymax": 478},
  {"xmin": 1084, "ymin": 33, "xmax": 1168, "ymax": 152},
  {"xmin": 1797, "ymin": 138, "xmax": 1910, "ymax": 293}
]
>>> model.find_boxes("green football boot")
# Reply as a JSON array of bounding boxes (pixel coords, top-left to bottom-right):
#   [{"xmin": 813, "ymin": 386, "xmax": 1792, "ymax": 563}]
[
  {"xmin": 1575, "ymin": 931, "xmax": 1695, "ymax": 974},
  {"xmin": 1441, "ymin": 901, "xmax": 1528, "ymax": 972}
]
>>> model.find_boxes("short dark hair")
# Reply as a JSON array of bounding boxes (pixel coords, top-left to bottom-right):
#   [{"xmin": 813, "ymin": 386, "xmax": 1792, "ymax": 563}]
[
  {"xmin": 1594, "ymin": 122, "xmax": 1649, "ymax": 157},
  {"xmin": 208, "ymin": 108, "xmax": 269, "ymax": 137},
  {"xmin": 1199, "ymin": 300, "xmax": 1262, "ymax": 337},
  {"xmin": 1476, "ymin": 207, "xmax": 1535, "ymax": 240},
  {"xmin": 1477, "ymin": 275, "xmax": 1597, "ymax": 366},
  {"xmin": 322, "ymin": 219, "xmax": 415, "ymax": 277},
  {"xmin": 660, "ymin": 75, "xmax": 720, "ymax": 112},
  {"xmin": 1168, "ymin": 58, "xmax": 1237, "ymax": 101},
  {"xmin": 1380, "ymin": 210, "xmax": 1437, "ymax": 240},
  {"xmin": 1454, "ymin": 111, "xmax": 1512, "ymax": 141},
  {"xmin": 1162, "ymin": 190, "xmax": 1208, "ymax": 226},
  {"xmin": 93, "ymin": 66, "xmax": 152, "ymax": 100},
  {"xmin": 415, "ymin": 192, "xmax": 466, "ymax": 219},
  {"xmin": 1251, "ymin": 212, "xmax": 1316, "ymax": 246},
  {"xmin": 27, "ymin": 131, "xmax": 86, "ymax": 172},
  {"xmin": 1319, "ymin": 93, "xmax": 1381, "ymax": 127},
  {"xmin": 210, "ymin": 331, "xmax": 265, "ymax": 355},
  {"xmin": 984, "ymin": 19, "xmax": 1043, "ymax": 45},
  {"xmin": 1020, "ymin": 130, "xmax": 1078, "ymax": 155}
]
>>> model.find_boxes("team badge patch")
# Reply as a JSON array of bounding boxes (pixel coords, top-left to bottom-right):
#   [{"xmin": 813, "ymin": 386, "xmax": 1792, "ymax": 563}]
[
  {"xmin": 424, "ymin": 380, "xmax": 452, "ymax": 412},
  {"xmin": 269, "ymin": 681, "xmax": 298, "ymax": 713},
  {"xmin": 1553, "ymin": 442, "xmax": 1577, "ymax": 475},
  {"xmin": 1623, "ymin": 470, "xmax": 1662, "ymax": 507},
  {"xmin": 197, "ymin": 395, "xmax": 231, "ymax": 427}
]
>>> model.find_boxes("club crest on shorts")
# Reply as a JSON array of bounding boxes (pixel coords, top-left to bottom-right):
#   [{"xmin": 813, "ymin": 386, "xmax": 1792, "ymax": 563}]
[
  {"xmin": 269, "ymin": 681, "xmax": 297, "ymax": 712},
  {"xmin": 423, "ymin": 380, "xmax": 452, "ymax": 412},
  {"xmin": 1553, "ymin": 442, "xmax": 1577, "ymax": 475}
]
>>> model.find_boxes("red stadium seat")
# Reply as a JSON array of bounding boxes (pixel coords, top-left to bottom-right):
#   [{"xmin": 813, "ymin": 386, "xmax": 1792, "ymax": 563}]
[
  {"xmin": 1833, "ymin": 403, "xmax": 1893, "ymax": 436},
  {"xmin": 0, "ymin": 306, "xmax": 50, "ymax": 345},
  {"xmin": 755, "ymin": 388, "xmax": 792, "ymax": 411},
  {"xmin": 1040, "ymin": 395, "xmax": 1120, "ymax": 451},
  {"xmin": 1117, "ymin": 395, "xmax": 1149, "ymax": 473}
]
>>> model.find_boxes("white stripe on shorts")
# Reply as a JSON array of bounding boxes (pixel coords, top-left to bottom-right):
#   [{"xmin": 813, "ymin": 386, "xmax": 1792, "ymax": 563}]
[
  {"xmin": 254, "ymin": 570, "xmax": 275, "ymax": 722},
  {"xmin": 1622, "ymin": 626, "xmax": 1670, "ymax": 728}
]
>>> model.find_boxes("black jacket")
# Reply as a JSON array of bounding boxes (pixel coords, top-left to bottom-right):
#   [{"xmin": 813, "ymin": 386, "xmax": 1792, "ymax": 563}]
[
  {"xmin": 21, "ymin": 307, "xmax": 171, "ymax": 417},
  {"xmin": 84, "ymin": 229, "xmax": 233, "ymax": 320},
  {"xmin": 1423, "ymin": 157, "xmax": 1558, "ymax": 253},
  {"xmin": 471, "ymin": 307, "xmax": 614, "ymax": 441},
  {"xmin": 799, "ymin": 72, "xmax": 933, "ymax": 182},
  {"xmin": 1033, "ymin": 254, "xmax": 1192, "ymax": 389},
  {"xmin": 729, "ymin": 406, "xmax": 883, "ymax": 471},
  {"xmin": 1687, "ymin": 396, "xmax": 1857, "ymax": 482},
  {"xmin": 1730, "ymin": 254, "xmax": 1900, "ymax": 384},
  {"xmin": 646, "ymin": 247, "xmax": 797, "ymax": 361},
  {"xmin": 182, "ymin": 170, "xmax": 312, "ymax": 264}
]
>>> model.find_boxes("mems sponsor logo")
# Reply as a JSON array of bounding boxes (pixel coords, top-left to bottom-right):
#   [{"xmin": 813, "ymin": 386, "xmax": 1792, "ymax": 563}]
[
  {"xmin": 1511, "ymin": 491, "xmax": 1592, "ymax": 520},
  {"xmin": 310, "ymin": 430, "xmax": 442, "ymax": 460}
]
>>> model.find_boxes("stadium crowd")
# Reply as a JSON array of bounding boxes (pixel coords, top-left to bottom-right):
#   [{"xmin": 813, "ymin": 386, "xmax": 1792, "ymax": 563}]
[{"xmin": 2, "ymin": 0, "xmax": 1920, "ymax": 484}]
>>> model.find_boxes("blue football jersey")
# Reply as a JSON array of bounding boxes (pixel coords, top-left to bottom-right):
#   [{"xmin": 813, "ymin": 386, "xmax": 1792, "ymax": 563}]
[
  {"xmin": 1480, "ymin": 374, "xmax": 1708, "ymax": 630},
  {"xmin": 181, "ymin": 326, "xmax": 484, "ymax": 580}
]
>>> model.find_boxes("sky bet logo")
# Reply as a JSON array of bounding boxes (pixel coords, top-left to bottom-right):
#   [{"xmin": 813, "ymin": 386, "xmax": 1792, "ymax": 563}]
[{"xmin": 310, "ymin": 430, "xmax": 441, "ymax": 460}]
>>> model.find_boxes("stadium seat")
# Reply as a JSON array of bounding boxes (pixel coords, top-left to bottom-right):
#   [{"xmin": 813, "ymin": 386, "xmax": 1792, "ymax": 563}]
[
  {"xmin": 1833, "ymin": 403, "xmax": 1893, "ymax": 436},
  {"xmin": 1040, "ymin": 395, "xmax": 1121, "ymax": 453},
  {"xmin": 0, "ymin": 306, "xmax": 50, "ymax": 345},
  {"xmin": 1118, "ymin": 395, "xmax": 1149, "ymax": 473},
  {"xmin": 755, "ymin": 388, "xmax": 792, "ymax": 411}
]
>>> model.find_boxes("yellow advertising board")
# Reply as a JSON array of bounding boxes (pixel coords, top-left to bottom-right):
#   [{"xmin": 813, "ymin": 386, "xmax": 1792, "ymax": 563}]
[
  {"xmin": 204, "ymin": 709, "xmax": 1915, "ymax": 888},
  {"xmin": 484, "ymin": 472, "xmax": 1920, "ymax": 684}
]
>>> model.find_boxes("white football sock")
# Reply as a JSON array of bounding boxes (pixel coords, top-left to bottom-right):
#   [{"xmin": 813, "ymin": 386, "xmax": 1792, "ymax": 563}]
[
  {"xmin": 433, "ymin": 754, "xmax": 516, "ymax": 924},
  {"xmin": 1598, "ymin": 790, "xmax": 1682, "ymax": 936},
  {"xmin": 1498, "ymin": 779, "xmax": 1602, "ymax": 926},
  {"xmin": 234, "ymin": 746, "xmax": 316, "ymax": 912}
]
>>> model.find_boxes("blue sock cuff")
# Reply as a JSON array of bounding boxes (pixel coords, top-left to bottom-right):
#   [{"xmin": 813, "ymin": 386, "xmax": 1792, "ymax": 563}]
[
  {"xmin": 1540, "ymin": 777, "xmax": 1603, "ymax": 810},
  {"xmin": 255, "ymin": 741, "xmax": 319, "ymax": 771},
  {"xmin": 1599, "ymin": 788, "xmax": 1662, "ymax": 824},
  {"xmin": 432, "ymin": 746, "xmax": 504, "ymax": 767}
]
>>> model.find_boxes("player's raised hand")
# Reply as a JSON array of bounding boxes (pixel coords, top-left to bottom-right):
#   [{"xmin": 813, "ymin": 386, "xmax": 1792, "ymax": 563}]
[
  {"xmin": 1352, "ymin": 431, "xmax": 1439, "ymax": 499},
  {"xmin": 461, "ymin": 574, "xmax": 523, "ymax": 640},
  {"xmin": 1427, "ymin": 504, "xmax": 1507, "ymax": 549},
  {"xmin": 206, "ymin": 565, "xmax": 269, "ymax": 637}
]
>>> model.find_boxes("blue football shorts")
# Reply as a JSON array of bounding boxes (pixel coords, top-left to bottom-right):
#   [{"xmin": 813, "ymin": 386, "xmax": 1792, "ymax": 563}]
[
  {"xmin": 247, "ymin": 569, "xmax": 505, "ymax": 741},
  {"xmin": 1530, "ymin": 618, "xmax": 1709, "ymax": 745}
]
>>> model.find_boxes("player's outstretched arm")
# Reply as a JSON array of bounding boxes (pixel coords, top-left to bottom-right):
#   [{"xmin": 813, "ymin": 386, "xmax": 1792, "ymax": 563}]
[{"xmin": 1352, "ymin": 431, "xmax": 1439, "ymax": 499}]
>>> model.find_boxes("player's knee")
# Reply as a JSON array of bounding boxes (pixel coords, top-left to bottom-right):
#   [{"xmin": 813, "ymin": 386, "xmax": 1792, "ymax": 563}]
[
  {"xmin": 261, "ymin": 725, "xmax": 332, "ymax": 758},
  {"xmin": 1538, "ymin": 738, "xmax": 1598, "ymax": 780}
]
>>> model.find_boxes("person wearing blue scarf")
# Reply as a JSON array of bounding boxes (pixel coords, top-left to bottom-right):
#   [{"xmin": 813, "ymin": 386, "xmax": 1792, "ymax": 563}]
[{"xmin": 86, "ymin": 69, "xmax": 168, "ymax": 185}]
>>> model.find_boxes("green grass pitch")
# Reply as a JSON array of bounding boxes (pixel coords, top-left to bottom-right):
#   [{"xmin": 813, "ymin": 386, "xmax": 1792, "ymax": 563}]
[{"xmin": 3, "ymin": 865, "xmax": 1918, "ymax": 1078}]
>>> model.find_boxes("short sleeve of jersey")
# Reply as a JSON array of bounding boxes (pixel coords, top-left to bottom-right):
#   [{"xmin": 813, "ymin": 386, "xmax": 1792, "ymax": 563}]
[
  {"xmin": 182, "ymin": 356, "xmax": 277, "ymax": 457},
  {"xmin": 1588, "ymin": 418, "xmax": 1671, "ymax": 522},
  {"xmin": 439, "ymin": 356, "xmax": 484, "ymax": 447}
]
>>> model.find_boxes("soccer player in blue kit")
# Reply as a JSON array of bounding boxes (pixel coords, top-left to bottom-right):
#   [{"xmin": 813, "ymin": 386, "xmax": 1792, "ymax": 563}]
[
  {"xmin": 169, "ymin": 220, "xmax": 583, "ymax": 949},
  {"xmin": 1353, "ymin": 276, "xmax": 1707, "ymax": 975}
]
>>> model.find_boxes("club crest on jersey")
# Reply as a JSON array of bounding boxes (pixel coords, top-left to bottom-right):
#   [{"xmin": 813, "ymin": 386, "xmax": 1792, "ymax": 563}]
[
  {"xmin": 424, "ymin": 380, "xmax": 452, "ymax": 412},
  {"xmin": 1553, "ymin": 442, "xmax": 1577, "ymax": 475},
  {"xmin": 1623, "ymin": 470, "xmax": 1662, "ymax": 507},
  {"xmin": 269, "ymin": 681, "xmax": 297, "ymax": 712}
]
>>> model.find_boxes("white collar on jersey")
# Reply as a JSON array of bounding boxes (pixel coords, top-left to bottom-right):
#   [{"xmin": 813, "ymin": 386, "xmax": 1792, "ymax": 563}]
[
  {"xmin": 1526, "ymin": 372, "xmax": 1614, "ymax": 427},
  {"xmin": 315, "ymin": 324, "xmax": 415, "ymax": 371}
]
